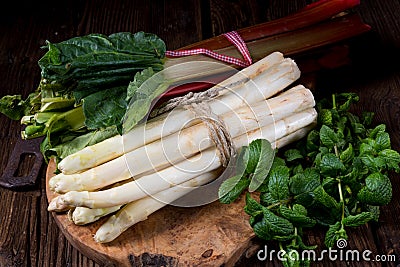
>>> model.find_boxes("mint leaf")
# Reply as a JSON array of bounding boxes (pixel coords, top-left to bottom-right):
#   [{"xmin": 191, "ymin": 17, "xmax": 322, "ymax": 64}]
[
  {"xmin": 357, "ymin": 172, "xmax": 392, "ymax": 205},
  {"xmin": 294, "ymin": 235, "xmax": 318, "ymax": 250},
  {"xmin": 378, "ymin": 149, "xmax": 400, "ymax": 172},
  {"xmin": 324, "ymin": 222, "xmax": 347, "ymax": 248},
  {"xmin": 260, "ymin": 192, "xmax": 278, "ymax": 206},
  {"xmin": 306, "ymin": 129, "xmax": 320, "ymax": 151},
  {"xmin": 362, "ymin": 111, "xmax": 374, "ymax": 126},
  {"xmin": 218, "ymin": 175, "xmax": 249, "ymax": 204},
  {"xmin": 233, "ymin": 145, "xmax": 250, "ymax": 177},
  {"xmin": 262, "ymin": 207, "xmax": 294, "ymax": 236},
  {"xmin": 244, "ymin": 193, "xmax": 263, "ymax": 217},
  {"xmin": 246, "ymin": 139, "xmax": 275, "ymax": 192},
  {"xmin": 284, "ymin": 149, "xmax": 303, "ymax": 162},
  {"xmin": 319, "ymin": 109, "xmax": 333, "ymax": 126},
  {"xmin": 351, "ymin": 122, "xmax": 366, "ymax": 135},
  {"xmin": 359, "ymin": 155, "xmax": 380, "ymax": 172},
  {"xmin": 279, "ymin": 205, "xmax": 316, "ymax": 228},
  {"xmin": 313, "ymin": 185, "xmax": 340, "ymax": 211},
  {"xmin": 366, "ymin": 205, "xmax": 380, "ymax": 222},
  {"xmin": 374, "ymin": 132, "xmax": 391, "ymax": 151},
  {"xmin": 256, "ymin": 156, "xmax": 286, "ymax": 193},
  {"xmin": 268, "ymin": 166, "xmax": 290, "ymax": 201},
  {"xmin": 368, "ymin": 124, "xmax": 386, "ymax": 139},
  {"xmin": 319, "ymin": 125, "xmax": 338, "ymax": 148},
  {"xmin": 253, "ymin": 218, "xmax": 273, "ymax": 240},
  {"xmin": 337, "ymin": 92, "xmax": 359, "ymax": 111},
  {"xmin": 290, "ymin": 169, "xmax": 320, "ymax": 206},
  {"xmin": 292, "ymin": 203, "xmax": 308, "ymax": 216},
  {"xmin": 343, "ymin": 212, "xmax": 374, "ymax": 227},
  {"xmin": 359, "ymin": 142, "xmax": 374, "ymax": 156},
  {"xmin": 340, "ymin": 143, "xmax": 354, "ymax": 163},
  {"xmin": 319, "ymin": 153, "xmax": 345, "ymax": 177},
  {"xmin": 290, "ymin": 168, "xmax": 320, "ymax": 195}
]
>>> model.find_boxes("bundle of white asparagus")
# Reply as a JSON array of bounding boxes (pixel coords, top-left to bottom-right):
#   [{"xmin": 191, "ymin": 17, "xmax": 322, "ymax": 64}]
[{"xmin": 47, "ymin": 52, "xmax": 317, "ymax": 243}]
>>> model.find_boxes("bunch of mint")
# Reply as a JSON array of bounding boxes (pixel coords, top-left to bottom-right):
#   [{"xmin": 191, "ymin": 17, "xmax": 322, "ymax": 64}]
[{"xmin": 219, "ymin": 93, "xmax": 400, "ymax": 267}]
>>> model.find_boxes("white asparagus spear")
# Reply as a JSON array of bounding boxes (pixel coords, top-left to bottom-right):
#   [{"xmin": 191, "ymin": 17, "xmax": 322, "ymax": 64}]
[
  {"xmin": 93, "ymin": 169, "xmax": 220, "ymax": 243},
  {"xmin": 93, "ymin": 124, "xmax": 314, "ymax": 243},
  {"xmin": 57, "ymin": 123, "xmax": 315, "ymax": 225},
  {"xmin": 48, "ymin": 108, "xmax": 317, "ymax": 210},
  {"xmin": 58, "ymin": 53, "xmax": 299, "ymax": 174},
  {"xmin": 49, "ymin": 85, "xmax": 314, "ymax": 193},
  {"xmin": 49, "ymin": 123, "xmax": 315, "ymax": 216},
  {"xmin": 70, "ymin": 205, "xmax": 123, "ymax": 225}
]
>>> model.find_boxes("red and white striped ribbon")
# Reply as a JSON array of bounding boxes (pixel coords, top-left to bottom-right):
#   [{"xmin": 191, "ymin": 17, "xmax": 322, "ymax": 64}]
[{"xmin": 165, "ymin": 31, "xmax": 252, "ymax": 67}]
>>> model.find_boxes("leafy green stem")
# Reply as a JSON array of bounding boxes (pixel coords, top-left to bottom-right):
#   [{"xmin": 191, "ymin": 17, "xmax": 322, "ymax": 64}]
[
  {"xmin": 266, "ymin": 199, "xmax": 290, "ymax": 210},
  {"xmin": 332, "ymin": 93, "xmax": 337, "ymax": 110},
  {"xmin": 337, "ymin": 179, "xmax": 346, "ymax": 226}
]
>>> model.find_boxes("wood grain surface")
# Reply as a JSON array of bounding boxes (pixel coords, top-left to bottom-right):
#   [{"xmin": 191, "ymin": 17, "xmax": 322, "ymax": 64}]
[
  {"xmin": 45, "ymin": 159, "xmax": 257, "ymax": 267},
  {"xmin": 1, "ymin": 0, "xmax": 400, "ymax": 266}
]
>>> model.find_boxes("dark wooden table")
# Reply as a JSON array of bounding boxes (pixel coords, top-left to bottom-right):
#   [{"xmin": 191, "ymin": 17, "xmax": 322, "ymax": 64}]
[{"xmin": 0, "ymin": 0, "xmax": 399, "ymax": 266}]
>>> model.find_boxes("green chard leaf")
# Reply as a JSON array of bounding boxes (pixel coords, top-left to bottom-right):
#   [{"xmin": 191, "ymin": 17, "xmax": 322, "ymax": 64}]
[
  {"xmin": 37, "ymin": 31, "xmax": 167, "ymax": 134},
  {"xmin": 82, "ymin": 86, "xmax": 128, "ymax": 129},
  {"xmin": 43, "ymin": 125, "xmax": 119, "ymax": 161},
  {"xmin": 126, "ymin": 67, "xmax": 155, "ymax": 101},
  {"xmin": 39, "ymin": 32, "xmax": 165, "ymax": 81},
  {"xmin": 0, "ymin": 93, "xmax": 40, "ymax": 120},
  {"xmin": 122, "ymin": 70, "xmax": 170, "ymax": 133}
]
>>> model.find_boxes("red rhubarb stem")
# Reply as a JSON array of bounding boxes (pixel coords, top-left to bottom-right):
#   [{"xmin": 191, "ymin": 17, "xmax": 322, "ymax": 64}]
[{"xmin": 180, "ymin": 0, "xmax": 361, "ymax": 51}]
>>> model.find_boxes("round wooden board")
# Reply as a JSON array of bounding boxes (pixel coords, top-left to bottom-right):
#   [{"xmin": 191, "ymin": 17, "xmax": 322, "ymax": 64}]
[{"xmin": 45, "ymin": 158, "xmax": 257, "ymax": 266}]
